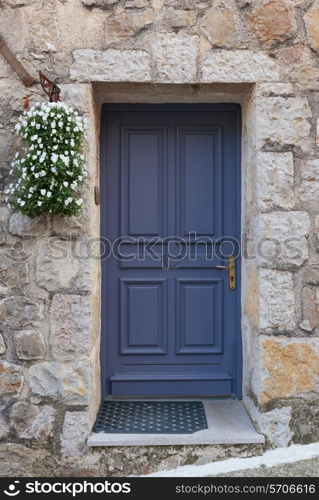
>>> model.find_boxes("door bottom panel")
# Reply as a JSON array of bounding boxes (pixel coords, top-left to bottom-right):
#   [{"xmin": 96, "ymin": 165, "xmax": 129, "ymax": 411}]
[{"xmin": 111, "ymin": 373, "xmax": 233, "ymax": 397}]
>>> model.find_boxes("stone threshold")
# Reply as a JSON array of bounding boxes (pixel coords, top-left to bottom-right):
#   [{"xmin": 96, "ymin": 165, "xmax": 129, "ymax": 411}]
[{"xmin": 87, "ymin": 399, "xmax": 264, "ymax": 447}]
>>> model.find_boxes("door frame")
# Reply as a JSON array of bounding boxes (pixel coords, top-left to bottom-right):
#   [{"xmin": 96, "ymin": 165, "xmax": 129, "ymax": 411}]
[{"xmin": 100, "ymin": 103, "xmax": 242, "ymax": 400}]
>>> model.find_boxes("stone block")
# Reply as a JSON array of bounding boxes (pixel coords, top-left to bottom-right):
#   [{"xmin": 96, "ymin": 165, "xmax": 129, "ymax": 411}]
[
  {"xmin": 50, "ymin": 294, "xmax": 90, "ymax": 361},
  {"xmin": 61, "ymin": 411, "xmax": 89, "ymax": 457},
  {"xmin": 201, "ymin": 50, "xmax": 280, "ymax": 82},
  {"xmin": 255, "ymin": 97, "xmax": 312, "ymax": 152},
  {"xmin": 70, "ymin": 49, "xmax": 151, "ymax": 82},
  {"xmin": 256, "ymin": 152, "xmax": 294, "ymax": 211},
  {"xmin": 200, "ymin": 11, "xmax": 236, "ymax": 47},
  {"xmin": 29, "ymin": 362, "xmax": 60, "ymax": 398},
  {"xmin": 0, "ymin": 334, "xmax": 6, "ymax": 355},
  {"xmin": 8, "ymin": 213, "xmax": 47, "ymax": 236},
  {"xmin": 0, "ymin": 296, "xmax": 45, "ymax": 329},
  {"xmin": 152, "ymin": 34, "xmax": 198, "ymax": 83},
  {"xmin": 259, "ymin": 269, "xmax": 295, "ymax": 330},
  {"xmin": 246, "ymin": 0, "xmax": 296, "ymax": 47},
  {"xmin": 300, "ymin": 287, "xmax": 319, "ymax": 332},
  {"xmin": 10, "ymin": 402, "xmax": 54, "ymax": 440},
  {"xmin": 257, "ymin": 211, "xmax": 310, "ymax": 268},
  {"xmin": 36, "ymin": 239, "xmax": 80, "ymax": 292},
  {"xmin": 260, "ymin": 337, "xmax": 319, "ymax": 404},
  {"xmin": 299, "ymin": 159, "xmax": 319, "ymax": 206},
  {"xmin": 0, "ymin": 361, "xmax": 23, "ymax": 396},
  {"xmin": 0, "ymin": 252, "xmax": 29, "ymax": 292},
  {"xmin": 164, "ymin": 9, "xmax": 196, "ymax": 28},
  {"xmin": 304, "ymin": 10, "xmax": 319, "ymax": 52},
  {"xmin": 0, "ymin": 417, "xmax": 9, "ymax": 441},
  {"xmin": 14, "ymin": 330, "xmax": 45, "ymax": 360},
  {"xmin": 29, "ymin": 362, "xmax": 88, "ymax": 405}
]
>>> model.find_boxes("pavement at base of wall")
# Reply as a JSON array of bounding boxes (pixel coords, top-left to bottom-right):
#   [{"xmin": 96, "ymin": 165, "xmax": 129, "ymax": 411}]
[{"xmin": 145, "ymin": 442, "xmax": 319, "ymax": 478}]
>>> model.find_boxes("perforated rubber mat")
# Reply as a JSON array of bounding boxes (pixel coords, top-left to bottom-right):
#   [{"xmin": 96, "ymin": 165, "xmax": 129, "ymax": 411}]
[{"xmin": 94, "ymin": 401, "xmax": 208, "ymax": 434}]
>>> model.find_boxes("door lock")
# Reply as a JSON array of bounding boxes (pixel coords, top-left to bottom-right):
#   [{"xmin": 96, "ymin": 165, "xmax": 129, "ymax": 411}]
[{"xmin": 215, "ymin": 256, "xmax": 236, "ymax": 290}]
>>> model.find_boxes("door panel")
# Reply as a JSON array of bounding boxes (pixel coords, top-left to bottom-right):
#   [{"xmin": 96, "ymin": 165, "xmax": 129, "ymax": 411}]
[{"xmin": 101, "ymin": 104, "xmax": 242, "ymax": 398}]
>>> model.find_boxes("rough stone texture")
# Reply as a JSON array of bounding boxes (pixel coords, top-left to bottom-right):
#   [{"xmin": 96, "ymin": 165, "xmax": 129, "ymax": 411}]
[
  {"xmin": 201, "ymin": 51, "xmax": 280, "ymax": 82},
  {"xmin": 259, "ymin": 269, "xmax": 295, "ymax": 331},
  {"xmin": 0, "ymin": 417, "xmax": 9, "ymax": 441},
  {"xmin": 70, "ymin": 49, "xmax": 151, "ymax": 82},
  {"xmin": 0, "ymin": 334, "xmax": 6, "ymax": 355},
  {"xmin": 257, "ymin": 211, "xmax": 310, "ymax": 268},
  {"xmin": 14, "ymin": 330, "xmax": 45, "ymax": 360},
  {"xmin": 300, "ymin": 287, "xmax": 319, "ymax": 332},
  {"xmin": 304, "ymin": 10, "xmax": 319, "ymax": 52},
  {"xmin": 152, "ymin": 34, "xmax": 198, "ymax": 83},
  {"xmin": 61, "ymin": 411, "xmax": 89, "ymax": 457},
  {"xmin": 255, "ymin": 97, "xmax": 312, "ymax": 152},
  {"xmin": 0, "ymin": 295, "xmax": 45, "ymax": 329},
  {"xmin": 29, "ymin": 362, "xmax": 88, "ymax": 405},
  {"xmin": 50, "ymin": 294, "xmax": 90, "ymax": 361},
  {"xmin": 8, "ymin": 213, "xmax": 47, "ymax": 237},
  {"xmin": 201, "ymin": 11, "xmax": 236, "ymax": 48},
  {"xmin": 10, "ymin": 402, "xmax": 54, "ymax": 440},
  {"xmin": 260, "ymin": 338, "xmax": 319, "ymax": 404},
  {"xmin": 0, "ymin": 361, "xmax": 24, "ymax": 396},
  {"xmin": 0, "ymin": 0, "xmax": 319, "ymax": 477},
  {"xmin": 246, "ymin": 1, "xmax": 296, "ymax": 47},
  {"xmin": 36, "ymin": 239, "xmax": 80, "ymax": 292},
  {"xmin": 256, "ymin": 152, "xmax": 294, "ymax": 211},
  {"xmin": 299, "ymin": 159, "xmax": 319, "ymax": 206}
]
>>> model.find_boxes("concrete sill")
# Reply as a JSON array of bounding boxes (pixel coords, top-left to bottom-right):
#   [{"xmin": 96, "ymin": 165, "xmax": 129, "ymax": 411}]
[{"xmin": 87, "ymin": 400, "xmax": 264, "ymax": 447}]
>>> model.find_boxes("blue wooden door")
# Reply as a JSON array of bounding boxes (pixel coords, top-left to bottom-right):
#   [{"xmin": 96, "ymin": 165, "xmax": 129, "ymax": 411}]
[{"xmin": 101, "ymin": 104, "xmax": 241, "ymax": 398}]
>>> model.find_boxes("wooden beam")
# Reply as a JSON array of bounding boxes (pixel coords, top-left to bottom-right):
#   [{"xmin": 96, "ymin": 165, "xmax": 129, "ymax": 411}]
[{"xmin": 0, "ymin": 35, "xmax": 35, "ymax": 86}]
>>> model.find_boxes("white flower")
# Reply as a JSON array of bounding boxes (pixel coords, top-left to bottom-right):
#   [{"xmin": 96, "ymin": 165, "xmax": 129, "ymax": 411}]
[
  {"xmin": 51, "ymin": 121, "xmax": 56, "ymax": 129},
  {"xmin": 9, "ymin": 169, "xmax": 13, "ymax": 175},
  {"xmin": 5, "ymin": 188, "xmax": 10, "ymax": 194},
  {"xmin": 32, "ymin": 154, "xmax": 37, "ymax": 160},
  {"xmin": 51, "ymin": 167, "xmax": 57, "ymax": 174},
  {"xmin": 37, "ymin": 201, "xmax": 42, "ymax": 206},
  {"xmin": 15, "ymin": 152, "xmax": 20, "ymax": 158},
  {"xmin": 40, "ymin": 170, "xmax": 46, "ymax": 177},
  {"xmin": 20, "ymin": 200, "xmax": 26, "ymax": 206},
  {"xmin": 76, "ymin": 198, "xmax": 83, "ymax": 206},
  {"xmin": 34, "ymin": 173, "xmax": 39, "ymax": 178},
  {"xmin": 31, "ymin": 166, "xmax": 35, "ymax": 171},
  {"xmin": 64, "ymin": 151, "xmax": 69, "ymax": 155},
  {"xmin": 28, "ymin": 194, "xmax": 32, "ymax": 199},
  {"xmin": 51, "ymin": 153, "xmax": 59, "ymax": 163},
  {"xmin": 40, "ymin": 189, "xmax": 46, "ymax": 196},
  {"xmin": 78, "ymin": 175, "xmax": 83, "ymax": 182},
  {"xmin": 63, "ymin": 181, "xmax": 69, "ymax": 187},
  {"xmin": 36, "ymin": 124, "xmax": 41, "ymax": 130},
  {"xmin": 30, "ymin": 187, "xmax": 35, "ymax": 193},
  {"xmin": 22, "ymin": 172, "xmax": 27, "ymax": 179},
  {"xmin": 66, "ymin": 127, "xmax": 70, "ymax": 132},
  {"xmin": 65, "ymin": 140, "xmax": 69, "ymax": 144},
  {"xmin": 15, "ymin": 123, "xmax": 21, "ymax": 132},
  {"xmin": 30, "ymin": 145, "xmax": 35, "ymax": 151},
  {"xmin": 31, "ymin": 135, "xmax": 38, "ymax": 141},
  {"xmin": 53, "ymin": 145, "xmax": 58, "ymax": 150},
  {"xmin": 31, "ymin": 121, "xmax": 36, "ymax": 126},
  {"xmin": 47, "ymin": 191, "xmax": 52, "ymax": 198},
  {"xmin": 52, "ymin": 129, "xmax": 56, "ymax": 134},
  {"xmin": 58, "ymin": 121, "xmax": 63, "ymax": 127},
  {"xmin": 37, "ymin": 137, "xmax": 42, "ymax": 143},
  {"xmin": 39, "ymin": 157, "xmax": 45, "ymax": 163}
]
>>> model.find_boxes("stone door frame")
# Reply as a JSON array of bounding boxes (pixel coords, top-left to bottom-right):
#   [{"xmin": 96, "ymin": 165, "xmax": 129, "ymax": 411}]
[{"xmin": 64, "ymin": 69, "xmax": 310, "ymax": 444}]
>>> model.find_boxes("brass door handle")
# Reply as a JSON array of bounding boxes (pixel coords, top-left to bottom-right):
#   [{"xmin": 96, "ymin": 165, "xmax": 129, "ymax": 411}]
[{"xmin": 214, "ymin": 256, "xmax": 236, "ymax": 290}]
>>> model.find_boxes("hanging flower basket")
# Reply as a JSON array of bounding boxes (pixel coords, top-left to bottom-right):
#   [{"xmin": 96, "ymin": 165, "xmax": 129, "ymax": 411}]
[{"xmin": 6, "ymin": 101, "xmax": 86, "ymax": 218}]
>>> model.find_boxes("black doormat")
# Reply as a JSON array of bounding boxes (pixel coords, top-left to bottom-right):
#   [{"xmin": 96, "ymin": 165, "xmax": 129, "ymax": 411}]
[{"xmin": 94, "ymin": 401, "xmax": 208, "ymax": 434}]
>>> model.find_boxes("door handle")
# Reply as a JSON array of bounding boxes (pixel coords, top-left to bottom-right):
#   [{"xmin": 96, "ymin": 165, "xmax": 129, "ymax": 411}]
[{"xmin": 214, "ymin": 256, "xmax": 236, "ymax": 290}]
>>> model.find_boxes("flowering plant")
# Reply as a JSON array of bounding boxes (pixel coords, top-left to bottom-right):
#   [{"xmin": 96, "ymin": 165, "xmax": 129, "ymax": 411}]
[{"xmin": 6, "ymin": 101, "xmax": 86, "ymax": 217}]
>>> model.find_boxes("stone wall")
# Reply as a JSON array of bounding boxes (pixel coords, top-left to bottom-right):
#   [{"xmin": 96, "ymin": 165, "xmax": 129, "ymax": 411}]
[{"xmin": 0, "ymin": 0, "xmax": 319, "ymax": 476}]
